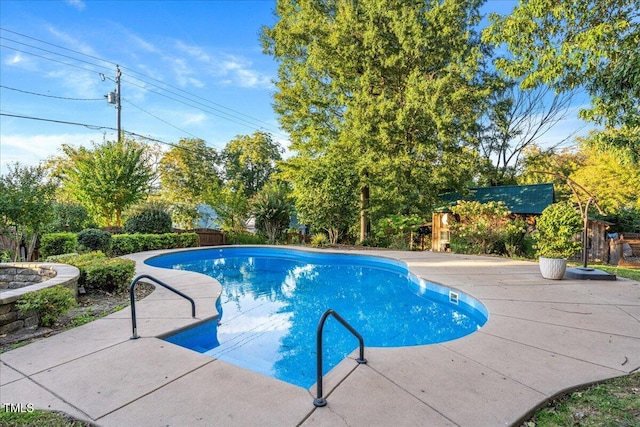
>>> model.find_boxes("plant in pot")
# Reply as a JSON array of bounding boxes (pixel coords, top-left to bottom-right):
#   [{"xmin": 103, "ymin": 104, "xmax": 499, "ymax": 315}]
[{"xmin": 532, "ymin": 201, "xmax": 583, "ymax": 280}]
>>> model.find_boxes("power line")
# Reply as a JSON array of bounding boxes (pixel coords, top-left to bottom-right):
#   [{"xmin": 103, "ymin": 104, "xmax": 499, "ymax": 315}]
[
  {"xmin": 0, "ymin": 27, "xmax": 288, "ymax": 139},
  {"xmin": 122, "ymin": 98, "xmax": 201, "ymax": 140},
  {"xmin": 0, "ymin": 85, "xmax": 103, "ymax": 101},
  {"xmin": 0, "ymin": 112, "xmax": 218, "ymax": 158}
]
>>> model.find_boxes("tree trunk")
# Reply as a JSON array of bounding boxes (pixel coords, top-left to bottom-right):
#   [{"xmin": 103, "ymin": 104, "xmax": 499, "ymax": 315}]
[{"xmin": 360, "ymin": 184, "xmax": 370, "ymax": 242}]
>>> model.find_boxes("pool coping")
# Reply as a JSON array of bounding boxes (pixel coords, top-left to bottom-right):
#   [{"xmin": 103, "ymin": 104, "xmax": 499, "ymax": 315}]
[{"xmin": 1, "ymin": 246, "xmax": 639, "ymax": 426}]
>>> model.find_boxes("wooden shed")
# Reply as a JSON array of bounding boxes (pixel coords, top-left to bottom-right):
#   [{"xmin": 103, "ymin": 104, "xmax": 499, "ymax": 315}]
[{"xmin": 432, "ymin": 183, "xmax": 555, "ymax": 252}]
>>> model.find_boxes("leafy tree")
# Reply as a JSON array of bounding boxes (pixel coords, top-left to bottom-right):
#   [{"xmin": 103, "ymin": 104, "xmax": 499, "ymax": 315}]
[
  {"xmin": 483, "ymin": 0, "xmax": 640, "ymax": 162},
  {"xmin": 0, "ymin": 163, "xmax": 58, "ymax": 261},
  {"xmin": 569, "ymin": 141, "xmax": 640, "ymax": 213},
  {"xmin": 206, "ymin": 185, "xmax": 250, "ymax": 234},
  {"xmin": 53, "ymin": 139, "xmax": 155, "ymax": 227},
  {"xmin": 222, "ymin": 132, "xmax": 283, "ymax": 199},
  {"xmin": 48, "ymin": 201, "xmax": 94, "ymax": 233},
  {"xmin": 518, "ymin": 145, "xmax": 586, "ymax": 202},
  {"xmin": 251, "ymin": 183, "xmax": 292, "ymax": 244},
  {"xmin": 158, "ymin": 138, "xmax": 221, "ymax": 229},
  {"xmin": 284, "ymin": 149, "xmax": 360, "ymax": 244},
  {"xmin": 263, "ymin": 0, "xmax": 488, "ymax": 240}
]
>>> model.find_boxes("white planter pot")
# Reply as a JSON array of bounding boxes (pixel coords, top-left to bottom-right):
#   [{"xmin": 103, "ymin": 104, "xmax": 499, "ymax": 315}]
[{"xmin": 539, "ymin": 257, "xmax": 567, "ymax": 280}]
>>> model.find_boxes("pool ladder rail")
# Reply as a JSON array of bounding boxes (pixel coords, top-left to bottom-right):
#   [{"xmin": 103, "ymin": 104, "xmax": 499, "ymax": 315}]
[
  {"xmin": 314, "ymin": 309, "xmax": 367, "ymax": 407},
  {"xmin": 129, "ymin": 274, "xmax": 196, "ymax": 339}
]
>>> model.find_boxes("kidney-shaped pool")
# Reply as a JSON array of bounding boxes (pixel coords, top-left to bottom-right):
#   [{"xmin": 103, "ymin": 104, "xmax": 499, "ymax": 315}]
[{"xmin": 146, "ymin": 247, "xmax": 488, "ymax": 388}]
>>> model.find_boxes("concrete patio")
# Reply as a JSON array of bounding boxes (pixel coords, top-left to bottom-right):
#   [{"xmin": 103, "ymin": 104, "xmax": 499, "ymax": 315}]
[{"xmin": 1, "ymin": 247, "xmax": 639, "ymax": 426}]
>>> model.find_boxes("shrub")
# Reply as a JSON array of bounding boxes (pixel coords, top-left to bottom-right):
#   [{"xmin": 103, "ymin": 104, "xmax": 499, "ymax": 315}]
[
  {"xmin": 16, "ymin": 286, "xmax": 77, "ymax": 327},
  {"xmin": 310, "ymin": 233, "xmax": 329, "ymax": 248},
  {"xmin": 124, "ymin": 208, "xmax": 173, "ymax": 234},
  {"xmin": 110, "ymin": 232, "xmax": 198, "ymax": 256},
  {"xmin": 373, "ymin": 214, "xmax": 424, "ymax": 250},
  {"xmin": 84, "ymin": 258, "xmax": 135, "ymax": 293},
  {"xmin": 449, "ymin": 201, "xmax": 513, "ymax": 255},
  {"xmin": 227, "ymin": 232, "xmax": 268, "ymax": 245},
  {"xmin": 42, "ymin": 251, "xmax": 134, "ymax": 293},
  {"xmin": 49, "ymin": 202, "xmax": 94, "ymax": 232},
  {"xmin": 39, "ymin": 232, "xmax": 78, "ymax": 258},
  {"xmin": 176, "ymin": 232, "xmax": 199, "ymax": 248},
  {"xmin": 251, "ymin": 183, "xmax": 292, "ymax": 244},
  {"xmin": 77, "ymin": 228, "xmax": 113, "ymax": 253},
  {"xmin": 533, "ymin": 201, "xmax": 583, "ymax": 259}
]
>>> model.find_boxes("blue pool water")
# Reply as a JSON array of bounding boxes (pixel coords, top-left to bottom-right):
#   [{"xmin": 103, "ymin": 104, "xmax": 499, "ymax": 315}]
[{"xmin": 147, "ymin": 247, "xmax": 488, "ymax": 388}]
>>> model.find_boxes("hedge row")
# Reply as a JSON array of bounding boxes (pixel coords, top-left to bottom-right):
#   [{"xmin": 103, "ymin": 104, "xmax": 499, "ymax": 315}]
[
  {"xmin": 46, "ymin": 252, "xmax": 135, "ymax": 294},
  {"xmin": 110, "ymin": 233, "xmax": 198, "ymax": 256},
  {"xmin": 40, "ymin": 232, "xmax": 199, "ymax": 258}
]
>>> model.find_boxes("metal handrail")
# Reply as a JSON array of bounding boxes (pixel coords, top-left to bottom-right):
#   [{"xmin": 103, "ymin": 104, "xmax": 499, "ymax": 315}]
[
  {"xmin": 129, "ymin": 274, "xmax": 196, "ymax": 339},
  {"xmin": 314, "ymin": 309, "xmax": 367, "ymax": 407}
]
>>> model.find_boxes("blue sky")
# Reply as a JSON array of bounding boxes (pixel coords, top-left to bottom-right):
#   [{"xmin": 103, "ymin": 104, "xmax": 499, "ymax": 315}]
[{"xmin": 0, "ymin": 0, "xmax": 588, "ymax": 176}]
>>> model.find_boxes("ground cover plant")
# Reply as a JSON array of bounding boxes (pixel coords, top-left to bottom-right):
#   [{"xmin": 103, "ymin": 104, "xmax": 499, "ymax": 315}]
[{"xmin": 521, "ymin": 373, "xmax": 640, "ymax": 427}]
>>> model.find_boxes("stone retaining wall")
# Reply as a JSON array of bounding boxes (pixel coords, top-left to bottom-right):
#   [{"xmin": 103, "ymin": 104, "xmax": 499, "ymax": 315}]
[{"xmin": 0, "ymin": 263, "xmax": 80, "ymax": 335}]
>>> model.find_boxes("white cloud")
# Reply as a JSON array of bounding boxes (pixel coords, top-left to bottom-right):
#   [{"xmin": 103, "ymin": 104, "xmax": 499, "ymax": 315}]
[
  {"xmin": 0, "ymin": 133, "xmax": 104, "ymax": 174},
  {"xmin": 65, "ymin": 0, "xmax": 86, "ymax": 11},
  {"xmin": 183, "ymin": 113, "xmax": 207, "ymax": 126},
  {"xmin": 172, "ymin": 40, "xmax": 273, "ymax": 89}
]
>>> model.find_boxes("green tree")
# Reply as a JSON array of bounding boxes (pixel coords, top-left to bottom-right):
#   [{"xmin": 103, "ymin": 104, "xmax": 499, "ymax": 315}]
[
  {"xmin": 518, "ymin": 145, "xmax": 586, "ymax": 202},
  {"xmin": 483, "ymin": 0, "xmax": 640, "ymax": 161},
  {"xmin": 48, "ymin": 201, "xmax": 94, "ymax": 233},
  {"xmin": 159, "ymin": 138, "xmax": 221, "ymax": 229},
  {"xmin": 206, "ymin": 185, "xmax": 250, "ymax": 234},
  {"xmin": 263, "ymin": 0, "xmax": 488, "ymax": 240},
  {"xmin": 570, "ymin": 141, "xmax": 640, "ymax": 213},
  {"xmin": 251, "ymin": 183, "xmax": 292, "ymax": 244},
  {"xmin": 222, "ymin": 131, "xmax": 283, "ymax": 199},
  {"xmin": 53, "ymin": 139, "xmax": 155, "ymax": 227},
  {"xmin": 284, "ymin": 149, "xmax": 360, "ymax": 244},
  {"xmin": 0, "ymin": 163, "xmax": 58, "ymax": 261}
]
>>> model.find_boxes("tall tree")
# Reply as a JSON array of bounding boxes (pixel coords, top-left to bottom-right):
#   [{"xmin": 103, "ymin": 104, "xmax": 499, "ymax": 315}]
[
  {"xmin": 159, "ymin": 138, "xmax": 221, "ymax": 229},
  {"xmin": 222, "ymin": 131, "xmax": 283, "ymax": 199},
  {"xmin": 518, "ymin": 144, "xmax": 586, "ymax": 202},
  {"xmin": 263, "ymin": 0, "xmax": 487, "ymax": 240},
  {"xmin": 570, "ymin": 140, "xmax": 640, "ymax": 213},
  {"xmin": 477, "ymin": 80, "xmax": 577, "ymax": 186},
  {"xmin": 483, "ymin": 0, "xmax": 640, "ymax": 162},
  {"xmin": 0, "ymin": 163, "xmax": 57, "ymax": 261},
  {"xmin": 53, "ymin": 139, "xmax": 155, "ymax": 227}
]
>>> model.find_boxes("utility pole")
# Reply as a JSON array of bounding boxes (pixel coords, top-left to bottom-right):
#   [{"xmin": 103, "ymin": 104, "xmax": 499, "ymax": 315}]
[{"xmin": 101, "ymin": 65, "xmax": 122, "ymax": 142}]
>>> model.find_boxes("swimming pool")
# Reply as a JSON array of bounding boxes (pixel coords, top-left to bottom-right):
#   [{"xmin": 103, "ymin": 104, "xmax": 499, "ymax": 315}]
[{"xmin": 147, "ymin": 247, "xmax": 488, "ymax": 388}]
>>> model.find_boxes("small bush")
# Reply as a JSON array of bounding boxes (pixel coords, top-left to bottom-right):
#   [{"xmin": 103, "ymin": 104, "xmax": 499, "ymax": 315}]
[
  {"xmin": 84, "ymin": 258, "xmax": 135, "ymax": 293},
  {"xmin": 77, "ymin": 228, "xmax": 113, "ymax": 253},
  {"xmin": 124, "ymin": 208, "xmax": 173, "ymax": 234},
  {"xmin": 176, "ymin": 232, "xmax": 199, "ymax": 248},
  {"xmin": 16, "ymin": 286, "xmax": 77, "ymax": 327},
  {"xmin": 39, "ymin": 232, "xmax": 78, "ymax": 258},
  {"xmin": 227, "ymin": 232, "xmax": 268, "ymax": 245},
  {"xmin": 310, "ymin": 233, "xmax": 329, "ymax": 248}
]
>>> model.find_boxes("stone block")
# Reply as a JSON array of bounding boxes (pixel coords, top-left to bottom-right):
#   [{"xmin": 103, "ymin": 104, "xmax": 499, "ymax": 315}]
[
  {"xmin": 0, "ymin": 310, "xmax": 19, "ymax": 324},
  {"xmin": 0, "ymin": 319, "xmax": 24, "ymax": 335},
  {"xmin": 24, "ymin": 315, "xmax": 39, "ymax": 328}
]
